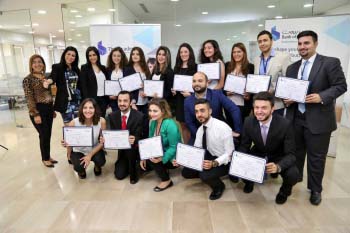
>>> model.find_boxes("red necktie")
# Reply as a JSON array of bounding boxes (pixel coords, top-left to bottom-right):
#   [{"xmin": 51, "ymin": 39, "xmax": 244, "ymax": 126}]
[{"xmin": 121, "ymin": 115, "xmax": 127, "ymax": 130}]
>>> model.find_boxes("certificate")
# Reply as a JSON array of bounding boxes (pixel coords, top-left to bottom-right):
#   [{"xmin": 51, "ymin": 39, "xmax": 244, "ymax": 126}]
[
  {"xmin": 245, "ymin": 74, "xmax": 271, "ymax": 93},
  {"xmin": 176, "ymin": 143, "xmax": 204, "ymax": 171},
  {"xmin": 198, "ymin": 63, "xmax": 220, "ymax": 80},
  {"xmin": 143, "ymin": 80, "xmax": 164, "ymax": 98},
  {"xmin": 139, "ymin": 136, "xmax": 163, "ymax": 160},
  {"xmin": 119, "ymin": 73, "xmax": 143, "ymax": 92},
  {"xmin": 275, "ymin": 77, "xmax": 309, "ymax": 103},
  {"xmin": 229, "ymin": 151, "xmax": 267, "ymax": 183},
  {"xmin": 173, "ymin": 75, "xmax": 193, "ymax": 93},
  {"xmin": 63, "ymin": 126, "xmax": 93, "ymax": 147},
  {"xmin": 104, "ymin": 80, "xmax": 121, "ymax": 96},
  {"xmin": 102, "ymin": 130, "xmax": 131, "ymax": 150},
  {"xmin": 223, "ymin": 74, "xmax": 246, "ymax": 95}
]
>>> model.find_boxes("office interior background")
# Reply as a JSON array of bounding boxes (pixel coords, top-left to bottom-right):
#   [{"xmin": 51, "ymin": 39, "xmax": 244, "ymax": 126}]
[{"xmin": 0, "ymin": 0, "xmax": 350, "ymax": 232}]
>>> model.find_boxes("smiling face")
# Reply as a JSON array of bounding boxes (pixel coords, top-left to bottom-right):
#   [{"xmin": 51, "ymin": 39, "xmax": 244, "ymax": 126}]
[
  {"xmin": 148, "ymin": 104, "xmax": 163, "ymax": 121},
  {"xmin": 31, "ymin": 57, "xmax": 45, "ymax": 74},
  {"xmin": 65, "ymin": 50, "xmax": 76, "ymax": 65},
  {"xmin": 118, "ymin": 93, "xmax": 131, "ymax": 113},
  {"xmin": 157, "ymin": 49, "xmax": 166, "ymax": 65},
  {"xmin": 88, "ymin": 50, "xmax": 98, "ymax": 65},
  {"xmin": 112, "ymin": 50, "xmax": 122, "ymax": 66},
  {"xmin": 82, "ymin": 101, "xmax": 95, "ymax": 119},
  {"xmin": 203, "ymin": 42, "xmax": 215, "ymax": 59},
  {"xmin": 192, "ymin": 72, "xmax": 208, "ymax": 94},
  {"xmin": 257, "ymin": 34, "xmax": 273, "ymax": 54},
  {"xmin": 297, "ymin": 36, "xmax": 318, "ymax": 60},
  {"xmin": 253, "ymin": 100, "xmax": 274, "ymax": 122},
  {"xmin": 131, "ymin": 49, "xmax": 140, "ymax": 63},
  {"xmin": 195, "ymin": 103, "xmax": 212, "ymax": 124},
  {"xmin": 232, "ymin": 46, "xmax": 244, "ymax": 63},
  {"xmin": 180, "ymin": 46, "xmax": 190, "ymax": 63}
]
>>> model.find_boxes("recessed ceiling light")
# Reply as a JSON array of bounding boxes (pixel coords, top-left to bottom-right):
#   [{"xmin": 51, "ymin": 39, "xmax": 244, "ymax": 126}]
[
  {"xmin": 32, "ymin": 23, "xmax": 39, "ymax": 27},
  {"xmin": 28, "ymin": 31, "xmax": 35, "ymax": 34},
  {"xmin": 233, "ymin": 35, "xmax": 238, "ymax": 38},
  {"xmin": 175, "ymin": 24, "xmax": 181, "ymax": 27},
  {"xmin": 87, "ymin": 7, "xmax": 95, "ymax": 12},
  {"xmin": 170, "ymin": 0, "xmax": 179, "ymax": 1},
  {"xmin": 38, "ymin": 10, "xmax": 47, "ymax": 14},
  {"xmin": 58, "ymin": 29, "xmax": 64, "ymax": 33},
  {"xmin": 68, "ymin": 38, "xmax": 72, "ymax": 41},
  {"xmin": 267, "ymin": 5, "xmax": 276, "ymax": 8},
  {"xmin": 304, "ymin": 3, "xmax": 313, "ymax": 8},
  {"xmin": 69, "ymin": 21, "xmax": 76, "ymax": 24},
  {"xmin": 80, "ymin": 40, "xmax": 85, "ymax": 43},
  {"xmin": 70, "ymin": 9, "xmax": 78, "ymax": 13},
  {"xmin": 75, "ymin": 15, "xmax": 83, "ymax": 18},
  {"xmin": 241, "ymin": 32, "xmax": 246, "ymax": 34},
  {"xmin": 258, "ymin": 24, "xmax": 264, "ymax": 27},
  {"xmin": 275, "ymin": 16, "xmax": 283, "ymax": 19},
  {"xmin": 24, "ymin": 24, "xmax": 30, "ymax": 27},
  {"xmin": 70, "ymin": 28, "xmax": 75, "ymax": 31},
  {"xmin": 76, "ymin": 34, "xmax": 82, "ymax": 37},
  {"xmin": 51, "ymin": 35, "xmax": 57, "ymax": 38},
  {"xmin": 202, "ymin": 11, "xmax": 208, "ymax": 15},
  {"xmin": 0, "ymin": 25, "xmax": 3, "ymax": 28},
  {"xmin": 108, "ymin": 9, "xmax": 116, "ymax": 12},
  {"xmin": 226, "ymin": 38, "xmax": 231, "ymax": 41}
]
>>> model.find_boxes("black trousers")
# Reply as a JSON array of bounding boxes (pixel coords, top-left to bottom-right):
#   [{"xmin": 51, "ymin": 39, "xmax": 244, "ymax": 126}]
[
  {"xmin": 182, "ymin": 165, "xmax": 229, "ymax": 190},
  {"xmin": 95, "ymin": 96, "xmax": 108, "ymax": 118},
  {"xmin": 29, "ymin": 103, "xmax": 54, "ymax": 161},
  {"xmin": 115, "ymin": 148, "xmax": 139, "ymax": 180},
  {"xmin": 147, "ymin": 160, "xmax": 175, "ymax": 181},
  {"xmin": 137, "ymin": 104, "xmax": 149, "ymax": 139},
  {"xmin": 294, "ymin": 112, "xmax": 331, "ymax": 192},
  {"xmin": 71, "ymin": 150, "xmax": 106, "ymax": 173}
]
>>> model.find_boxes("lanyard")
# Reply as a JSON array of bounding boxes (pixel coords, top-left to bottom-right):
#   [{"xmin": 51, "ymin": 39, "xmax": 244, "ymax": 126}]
[{"xmin": 261, "ymin": 56, "xmax": 272, "ymax": 75}]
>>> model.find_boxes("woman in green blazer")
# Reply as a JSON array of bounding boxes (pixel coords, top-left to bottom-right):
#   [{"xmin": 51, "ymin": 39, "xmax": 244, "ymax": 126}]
[{"xmin": 140, "ymin": 98, "xmax": 181, "ymax": 192}]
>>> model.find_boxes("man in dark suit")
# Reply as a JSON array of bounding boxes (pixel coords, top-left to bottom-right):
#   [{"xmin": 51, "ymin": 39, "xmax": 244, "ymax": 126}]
[
  {"xmin": 239, "ymin": 92, "xmax": 299, "ymax": 204},
  {"xmin": 184, "ymin": 72, "xmax": 242, "ymax": 145},
  {"xmin": 108, "ymin": 91, "xmax": 143, "ymax": 184},
  {"xmin": 284, "ymin": 30, "xmax": 347, "ymax": 205}
]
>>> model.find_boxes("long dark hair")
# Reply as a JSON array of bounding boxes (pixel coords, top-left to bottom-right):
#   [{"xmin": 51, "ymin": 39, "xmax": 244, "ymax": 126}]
[
  {"xmin": 174, "ymin": 43, "xmax": 196, "ymax": 74},
  {"xmin": 128, "ymin": 47, "xmax": 150, "ymax": 78},
  {"xmin": 106, "ymin": 47, "xmax": 128, "ymax": 71},
  {"xmin": 226, "ymin": 43, "xmax": 250, "ymax": 76},
  {"xmin": 59, "ymin": 46, "xmax": 79, "ymax": 70},
  {"xmin": 199, "ymin": 39, "xmax": 223, "ymax": 63},
  {"xmin": 153, "ymin": 46, "xmax": 172, "ymax": 75},
  {"xmin": 85, "ymin": 46, "xmax": 105, "ymax": 72},
  {"xmin": 78, "ymin": 98, "xmax": 101, "ymax": 125}
]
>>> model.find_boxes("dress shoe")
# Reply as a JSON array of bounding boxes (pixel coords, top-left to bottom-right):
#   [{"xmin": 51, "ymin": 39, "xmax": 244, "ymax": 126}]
[
  {"xmin": 229, "ymin": 176, "xmax": 239, "ymax": 183},
  {"xmin": 209, "ymin": 184, "xmax": 226, "ymax": 200},
  {"xmin": 42, "ymin": 160, "xmax": 54, "ymax": 168},
  {"xmin": 310, "ymin": 191, "xmax": 322, "ymax": 205},
  {"xmin": 94, "ymin": 165, "xmax": 102, "ymax": 176},
  {"xmin": 154, "ymin": 180, "xmax": 173, "ymax": 192},
  {"xmin": 275, "ymin": 191, "xmax": 288, "ymax": 204},
  {"xmin": 243, "ymin": 183, "xmax": 254, "ymax": 193},
  {"xmin": 270, "ymin": 173, "xmax": 279, "ymax": 179},
  {"xmin": 130, "ymin": 175, "xmax": 139, "ymax": 184},
  {"xmin": 49, "ymin": 158, "xmax": 58, "ymax": 164},
  {"xmin": 78, "ymin": 171, "xmax": 86, "ymax": 179}
]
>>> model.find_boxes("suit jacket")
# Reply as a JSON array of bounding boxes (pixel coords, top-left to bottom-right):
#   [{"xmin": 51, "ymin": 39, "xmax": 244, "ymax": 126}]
[
  {"xmin": 254, "ymin": 50, "xmax": 291, "ymax": 109},
  {"xmin": 286, "ymin": 54, "xmax": 347, "ymax": 134},
  {"xmin": 108, "ymin": 109, "xmax": 143, "ymax": 147},
  {"xmin": 239, "ymin": 115, "xmax": 296, "ymax": 171},
  {"xmin": 184, "ymin": 89, "xmax": 242, "ymax": 144},
  {"xmin": 80, "ymin": 64, "xmax": 109, "ymax": 100}
]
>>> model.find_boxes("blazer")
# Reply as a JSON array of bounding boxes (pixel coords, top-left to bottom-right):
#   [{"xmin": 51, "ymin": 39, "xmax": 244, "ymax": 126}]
[
  {"xmin": 239, "ymin": 115, "xmax": 296, "ymax": 171},
  {"xmin": 149, "ymin": 118, "xmax": 182, "ymax": 164},
  {"xmin": 285, "ymin": 54, "xmax": 347, "ymax": 134},
  {"xmin": 184, "ymin": 89, "xmax": 242, "ymax": 144},
  {"xmin": 109, "ymin": 109, "xmax": 143, "ymax": 147},
  {"xmin": 50, "ymin": 63, "xmax": 81, "ymax": 113},
  {"xmin": 80, "ymin": 64, "xmax": 109, "ymax": 100},
  {"xmin": 253, "ymin": 50, "xmax": 291, "ymax": 109}
]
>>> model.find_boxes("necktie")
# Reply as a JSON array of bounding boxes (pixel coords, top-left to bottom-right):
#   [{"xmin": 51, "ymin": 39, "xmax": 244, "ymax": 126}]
[
  {"xmin": 121, "ymin": 115, "xmax": 127, "ymax": 130},
  {"xmin": 298, "ymin": 60, "xmax": 309, "ymax": 113},
  {"xmin": 202, "ymin": 126, "xmax": 207, "ymax": 150},
  {"xmin": 261, "ymin": 124, "xmax": 268, "ymax": 145}
]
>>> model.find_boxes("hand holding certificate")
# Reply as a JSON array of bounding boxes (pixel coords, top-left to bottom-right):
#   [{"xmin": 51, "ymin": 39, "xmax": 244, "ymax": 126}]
[
  {"xmin": 119, "ymin": 73, "xmax": 143, "ymax": 92},
  {"xmin": 224, "ymin": 75, "xmax": 246, "ymax": 95},
  {"xmin": 104, "ymin": 80, "xmax": 121, "ymax": 96},
  {"xmin": 63, "ymin": 126, "xmax": 93, "ymax": 147},
  {"xmin": 143, "ymin": 80, "xmax": 164, "ymax": 98},
  {"xmin": 176, "ymin": 143, "xmax": 205, "ymax": 171},
  {"xmin": 198, "ymin": 63, "xmax": 220, "ymax": 80},
  {"xmin": 229, "ymin": 151, "xmax": 267, "ymax": 183},
  {"xmin": 139, "ymin": 136, "xmax": 163, "ymax": 160},
  {"xmin": 245, "ymin": 74, "xmax": 271, "ymax": 94},
  {"xmin": 275, "ymin": 77, "xmax": 309, "ymax": 103},
  {"xmin": 173, "ymin": 75, "xmax": 193, "ymax": 93},
  {"xmin": 102, "ymin": 130, "xmax": 131, "ymax": 149}
]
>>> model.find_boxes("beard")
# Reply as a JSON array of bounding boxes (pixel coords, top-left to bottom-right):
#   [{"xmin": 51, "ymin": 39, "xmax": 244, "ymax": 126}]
[{"xmin": 194, "ymin": 86, "xmax": 206, "ymax": 94}]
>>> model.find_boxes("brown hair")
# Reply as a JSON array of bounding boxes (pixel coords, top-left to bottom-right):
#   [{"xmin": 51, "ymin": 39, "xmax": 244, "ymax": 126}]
[
  {"xmin": 106, "ymin": 47, "xmax": 128, "ymax": 71},
  {"xmin": 78, "ymin": 98, "xmax": 101, "ymax": 125},
  {"xmin": 148, "ymin": 98, "xmax": 172, "ymax": 119},
  {"xmin": 226, "ymin": 43, "xmax": 250, "ymax": 76},
  {"xmin": 154, "ymin": 46, "xmax": 172, "ymax": 74},
  {"xmin": 29, "ymin": 54, "xmax": 46, "ymax": 75},
  {"xmin": 128, "ymin": 47, "xmax": 151, "ymax": 78}
]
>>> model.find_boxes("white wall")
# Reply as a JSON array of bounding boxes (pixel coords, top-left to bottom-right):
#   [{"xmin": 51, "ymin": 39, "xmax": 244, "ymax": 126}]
[{"xmin": 113, "ymin": 0, "xmax": 140, "ymax": 24}]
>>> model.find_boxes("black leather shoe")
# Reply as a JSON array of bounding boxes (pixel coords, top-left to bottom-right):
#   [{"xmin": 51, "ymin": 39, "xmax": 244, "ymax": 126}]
[
  {"xmin": 42, "ymin": 160, "xmax": 54, "ymax": 168},
  {"xmin": 229, "ymin": 176, "xmax": 239, "ymax": 183},
  {"xmin": 78, "ymin": 171, "xmax": 86, "ymax": 179},
  {"xmin": 310, "ymin": 191, "xmax": 322, "ymax": 205},
  {"xmin": 154, "ymin": 181, "xmax": 173, "ymax": 192},
  {"xmin": 270, "ymin": 173, "xmax": 279, "ymax": 179},
  {"xmin": 275, "ymin": 191, "xmax": 288, "ymax": 204},
  {"xmin": 94, "ymin": 165, "xmax": 102, "ymax": 176},
  {"xmin": 243, "ymin": 183, "xmax": 254, "ymax": 193},
  {"xmin": 130, "ymin": 176, "xmax": 139, "ymax": 184},
  {"xmin": 209, "ymin": 184, "xmax": 226, "ymax": 200},
  {"xmin": 49, "ymin": 158, "xmax": 58, "ymax": 164}
]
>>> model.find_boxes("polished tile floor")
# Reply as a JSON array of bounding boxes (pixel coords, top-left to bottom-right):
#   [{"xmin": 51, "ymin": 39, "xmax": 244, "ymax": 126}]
[{"xmin": 1, "ymin": 109, "xmax": 350, "ymax": 233}]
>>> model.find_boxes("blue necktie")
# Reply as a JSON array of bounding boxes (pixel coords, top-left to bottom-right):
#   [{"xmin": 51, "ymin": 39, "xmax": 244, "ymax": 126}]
[{"xmin": 298, "ymin": 60, "xmax": 309, "ymax": 113}]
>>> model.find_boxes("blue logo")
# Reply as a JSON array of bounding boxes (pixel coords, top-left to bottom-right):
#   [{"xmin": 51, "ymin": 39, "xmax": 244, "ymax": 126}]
[
  {"xmin": 271, "ymin": 26, "xmax": 281, "ymax": 41},
  {"xmin": 97, "ymin": 41, "xmax": 107, "ymax": 55}
]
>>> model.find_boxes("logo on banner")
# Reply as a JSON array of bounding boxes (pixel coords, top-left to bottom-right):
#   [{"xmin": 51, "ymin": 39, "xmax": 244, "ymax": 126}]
[
  {"xmin": 97, "ymin": 41, "xmax": 107, "ymax": 55},
  {"xmin": 271, "ymin": 26, "xmax": 281, "ymax": 41}
]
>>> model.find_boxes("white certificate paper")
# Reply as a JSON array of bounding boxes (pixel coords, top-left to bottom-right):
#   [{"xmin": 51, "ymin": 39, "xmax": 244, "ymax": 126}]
[
  {"xmin": 143, "ymin": 80, "xmax": 164, "ymax": 98},
  {"xmin": 102, "ymin": 130, "xmax": 131, "ymax": 150},
  {"xmin": 275, "ymin": 77, "xmax": 309, "ymax": 103},
  {"xmin": 139, "ymin": 136, "xmax": 163, "ymax": 160},
  {"xmin": 119, "ymin": 73, "xmax": 143, "ymax": 92},
  {"xmin": 245, "ymin": 74, "xmax": 271, "ymax": 93},
  {"xmin": 229, "ymin": 151, "xmax": 267, "ymax": 183},
  {"xmin": 224, "ymin": 75, "xmax": 246, "ymax": 95},
  {"xmin": 173, "ymin": 75, "xmax": 193, "ymax": 93},
  {"xmin": 104, "ymin": 80, "xmax": 121, "ymax": 96},
  {"xmin": 63, "ymin": 126, "xmax": 93, "ymax": 147},
  {"xmin": 198, "ymin": 63, "xmax": 220, "ymax": 80},
  {"xmin": 176, "ymin": 143, "xmax": 204, "ymax": 171}
]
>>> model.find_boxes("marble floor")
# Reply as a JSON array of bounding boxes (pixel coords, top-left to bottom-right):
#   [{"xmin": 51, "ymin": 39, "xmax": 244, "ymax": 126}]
[{"xmin": 1, "ymin": 109, "xmax": 350, "ymax": 233}]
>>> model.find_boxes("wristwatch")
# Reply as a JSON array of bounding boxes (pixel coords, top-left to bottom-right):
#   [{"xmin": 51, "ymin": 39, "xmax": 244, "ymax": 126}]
[{"xmin": 212, "ymin": 160, "xmax": 219, "ymax": 167}]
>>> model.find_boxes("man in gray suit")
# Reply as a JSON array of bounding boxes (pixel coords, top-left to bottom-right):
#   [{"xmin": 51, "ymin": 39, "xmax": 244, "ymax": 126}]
[
  {"xmin": 254, "ymin": 30, "xmax": 291, "ymax": 116},
  {"xmin": 284, "ymin": 30, "xmax": 347, "ymax": 205}
]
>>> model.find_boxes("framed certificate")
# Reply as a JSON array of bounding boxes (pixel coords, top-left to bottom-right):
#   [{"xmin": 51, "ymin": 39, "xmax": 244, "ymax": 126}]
[
  {"xmin": 176, "ymin": 143, "xmax": 204, "ymax": 171},
  {"xmin": 173, "ymin": 75, "xmax": 193, "ymax": 93},
  {"xmin": 139, "ymin": 136, "xmax": 163, "ymax": 160},
  {"xmin": 245, "ymin": 74, "xmax": 271, "ymax": 94},
  {"xmin": 223, "ymin": 75, "xmax": 246, "ymax": 95},
  {"xmin": 143, "ymin": 80, "xmax": 164, "ymax": 98},
  {"xmin": 102, "ymin": 130, "xmax": 131, "ymax": 150},
  {"xmin": 119, "ymin": 73, "xmax": 143, "ymax": 92},
  {"xmin": 198, "ymin": 63, "xmax": 220, "ymax": 80},
  {"xmin": 104, "ymin": 80, "xmax": 121, "ymax": 96},
  {"xmin": 275, "ymin": 77, "xmax": 309, "ymax": 103},
  {"xmin": 229, "ymin": 151, "xmax": 267, "ymax": 183},
  {"xmin": 63, "ymin": 126, "xmax": 93, "ymax": 147}
]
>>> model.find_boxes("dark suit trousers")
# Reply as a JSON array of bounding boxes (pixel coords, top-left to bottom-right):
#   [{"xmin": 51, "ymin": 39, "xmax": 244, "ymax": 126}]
[
  {"xmin": 95, "ymin": 96, "xmax": 107, "ymax": 118},
  {"xmin": 147, "ymin": 160, "xmax": 175, "ymax": 181},
  {"xmin": 294, "ymin": 112, "xmax": 331, "ymax": 192},
  {"xmin": 71, "ymin": 150, "xmax": 106, "ymax": 173},
  {"xmin": 115, "ymin": 148, "xmax": 139, "ymax": 180}
]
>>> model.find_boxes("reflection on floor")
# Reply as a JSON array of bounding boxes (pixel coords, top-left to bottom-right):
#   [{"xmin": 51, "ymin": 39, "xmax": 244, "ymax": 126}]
[{"xmin": 1, "ymin": 110, "xmax": 350, "ymax": 233}]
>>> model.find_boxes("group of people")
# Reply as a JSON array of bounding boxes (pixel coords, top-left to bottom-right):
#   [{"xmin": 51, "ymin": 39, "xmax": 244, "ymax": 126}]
[{"xmin": 23, "ymin": 29, "xmax": 347, "ymax": 205}]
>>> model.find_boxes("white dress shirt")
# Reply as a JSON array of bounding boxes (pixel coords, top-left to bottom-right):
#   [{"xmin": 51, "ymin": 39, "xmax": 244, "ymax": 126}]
[
  {"xmin": 111, "ymin": 69, "xmax": 123, "ymax": 80},
  {"xmin": 95, "ymin": 71, "xmax": 106, "ymax": 96},
  {"xmin": 194, "ymin": 117, "xmax": 234, "ymax": 165},
  {"xmin": 120, "ymin": 109, "xmax": 131, "ymax": 124},
  {"xmin": 297, "ymin": 53, "xmax": 317, "ymax": 80}
]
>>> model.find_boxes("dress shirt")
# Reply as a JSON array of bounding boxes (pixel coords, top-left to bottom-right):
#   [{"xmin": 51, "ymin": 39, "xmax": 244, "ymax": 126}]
[
  {"xmin": 120, "ymin": 109, "xmax": 131, "ymax": 124},
  {"xmin": 258, "ymin": 115, "xmax": 273, "ymax": 135},
  {"xmin": 111, "ymin": 69, "xmax": 123, "ymax": 80},
  {"xmin": 297, "ymin": 53, "xmax": 317, "ymax": 81},
  {"xmin": 194, "ymin": 117, "xmax": 234, "ymax": 165}
]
